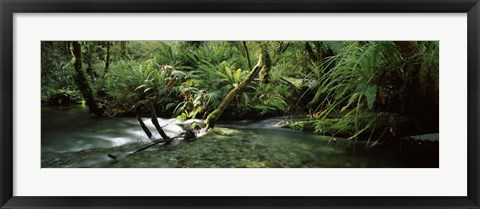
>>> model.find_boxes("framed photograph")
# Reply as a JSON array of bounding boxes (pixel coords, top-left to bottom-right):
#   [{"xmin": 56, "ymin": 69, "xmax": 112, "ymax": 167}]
[{"xmin": 1, "ymin": 0, "xmax": 479, "ymax": 208}]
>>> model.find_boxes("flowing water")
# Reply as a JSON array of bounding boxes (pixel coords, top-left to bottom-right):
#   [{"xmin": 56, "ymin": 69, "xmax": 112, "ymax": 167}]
[{"xmin": 41, "ymin": 106, "xmax": 438, "ymax": 168}]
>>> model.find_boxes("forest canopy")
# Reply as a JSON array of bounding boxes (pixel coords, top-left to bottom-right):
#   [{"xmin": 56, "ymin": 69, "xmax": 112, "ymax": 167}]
[{"xmin": 42, "ymin": 41, "xmax": 439, "ymax": 145}]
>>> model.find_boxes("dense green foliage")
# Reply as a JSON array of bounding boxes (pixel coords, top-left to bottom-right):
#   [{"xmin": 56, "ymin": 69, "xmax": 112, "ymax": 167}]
[{"xmin": 41, "ymin": 41, "xmax": 439, "ymax": 143}]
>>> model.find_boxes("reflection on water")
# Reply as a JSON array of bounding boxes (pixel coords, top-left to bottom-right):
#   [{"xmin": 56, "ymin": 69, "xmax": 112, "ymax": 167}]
[{"xmin": 41, "ymin": 106, "xmax": 438, "ymax": 168}]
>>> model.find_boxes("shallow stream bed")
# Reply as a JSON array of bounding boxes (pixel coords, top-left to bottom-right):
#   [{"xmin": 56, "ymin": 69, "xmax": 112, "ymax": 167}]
[{"xmin": 42, "ymin": 106, "xmax": 438, "ymax": 168}]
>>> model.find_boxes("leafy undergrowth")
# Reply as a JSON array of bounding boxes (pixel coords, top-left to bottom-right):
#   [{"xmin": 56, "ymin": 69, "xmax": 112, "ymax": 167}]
[
  {"xmin": 42, "ymin": 89, "xmax": 82, "ymax": 105},
  {"xmin": 283, "ymin": 112, "xmax": 416, "ymax": 142}
]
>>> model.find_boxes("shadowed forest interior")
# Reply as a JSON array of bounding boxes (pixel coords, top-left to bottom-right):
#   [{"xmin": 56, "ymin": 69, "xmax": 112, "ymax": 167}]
[{"xmin": 41, "ymin": 41, "xmax": 439, "ymax": 168}]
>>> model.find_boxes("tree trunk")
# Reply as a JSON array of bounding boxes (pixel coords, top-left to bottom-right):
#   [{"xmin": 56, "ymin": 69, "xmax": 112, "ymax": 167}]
[
  {"xmin": 305, "ymin": 41, "xmax": 323, "ymax": 65},
  {"xmin": 120, "ymin": 41, "xmax": 129, "ymax": 59},
  {"xmin": 206, "ymin": 46, "xmax": 270, "ymax": 129},
  {"xmin": 305, "ymin": 42, "xmax": 317, "ymax": 64},
  {"xmin": 86, "ymin": 63, "xmax": 96, "ymax": 81},
  {"xmin": 148, "ymin": 104, "xmax": 170, "ymax": 141},
  {"xmin": 314, "ymin": 41, "xmax": 323, "ymax": 61},
  {"xmin": 104, "ymin": 41, "xmax": 111, "ymax": 76},
  {"xmin": 258, "ymin": 46, "xmax": 272, "ymax": 83},
  {"xmin": 71, "ymin": 41, "xmax": 104, "ymax": 117},
  {"xmin": 137, "ymin": 115, "xmax": 153, "ymax": 139},
  {"xmin": 276, "ymin": 41, "xmax": 291, "ymax": 54},
  {"xmin": 394, "ymin": 41, "xmax": 419, "ymax": 60},
  {"xmin": 84, "ymin": 43, "xmax": 97, "ymax": 80},
  {"xmin": 242, "ymin": 41, "xmax": 252, "ymax": 69}
]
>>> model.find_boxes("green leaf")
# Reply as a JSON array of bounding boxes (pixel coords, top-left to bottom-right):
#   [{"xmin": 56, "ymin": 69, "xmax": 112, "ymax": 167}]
[
  {"xmin": 364, "ymin": 84, "xmax": 377, "ymax": 110},
  {"xmin": 135, "ymin": 84, "xmax": 147, "ymax": 91},
  {"xmin": 234, "ymin": 69, "xmax": 242, "ymax": 83},
  {"xmin": 225, "ymin": 66, "xmax": 233, "ymax": 82},
  {"xmin": 165, "ymin": 102, "xmax": 177, "ymax": 111},
  {"xmin": 341, "ymin": 92, "xmax": 360, "ymax": 112}
]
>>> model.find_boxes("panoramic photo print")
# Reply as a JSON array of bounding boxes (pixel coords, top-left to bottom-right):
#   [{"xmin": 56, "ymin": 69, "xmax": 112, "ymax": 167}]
[{"xmin": 41, "ymin": 41, "xmax": 439, "ymax": 168}]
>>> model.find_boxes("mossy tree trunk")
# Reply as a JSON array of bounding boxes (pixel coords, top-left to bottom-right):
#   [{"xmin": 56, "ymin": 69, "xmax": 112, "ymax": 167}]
[
  {"xmin": 305, "ymin": 41, "xmax": 323, "ymax": 66},
  {"xmin": 104, "ymin": 41, "xmax": 111, "ymax": 76},
  {"xmin": 394, "ymin": 41, "xmax": 419, "ymax": 60},
  {"xmin": 314, "ymin": 42, "xmax": 323, "ymax": 61},
  {"xmin": 120, "ymin": 41, "xmax": 129, "ymax": 59},
  {"xmin": 257, "ymin": 46, "xmax": 272, "ymax": 83},
  {"xmin": 71, "ymin": 41, "xmax": 104, "ymax": 117},
  {"xmin": 305, "ymin": 42, "xmax": 317, "ymax": 64},
  {"xmin": 206, "ymin": 45, "xmax": 271, "ymax": 129},
  {"xmin": 83, "ymin": 43, "xmax": 98, "ymax": 81}
]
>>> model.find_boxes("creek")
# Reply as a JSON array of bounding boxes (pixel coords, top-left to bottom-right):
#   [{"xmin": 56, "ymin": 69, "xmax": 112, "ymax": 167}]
[{"xmin": 41, "ymin": 105, "xmax": 438, "ymax": 168}]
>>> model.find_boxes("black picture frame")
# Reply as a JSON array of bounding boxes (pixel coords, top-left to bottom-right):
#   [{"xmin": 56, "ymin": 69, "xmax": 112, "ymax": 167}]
[{"xmin": 1, "ymin": 0, "xmax": 479, "ymax": 208}]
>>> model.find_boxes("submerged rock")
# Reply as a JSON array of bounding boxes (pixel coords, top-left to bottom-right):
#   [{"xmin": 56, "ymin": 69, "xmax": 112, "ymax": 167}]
[
  {"xmin": 401, "ymin": 133, "xmax": 439, "ymax": 142},
  {"xmin": 184, "ymin": 129, "xmax": 196, "ymax": 142}
]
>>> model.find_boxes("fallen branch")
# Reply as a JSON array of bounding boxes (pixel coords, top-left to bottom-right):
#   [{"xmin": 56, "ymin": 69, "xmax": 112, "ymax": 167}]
[
  {"xmin": 108, "ymin": 103, "xmax": 200, "ymax": 165},
  {"xmin": 107, "ymin": 127, "xmax": 186, "ymax": 165},
  {"xmin": 136, "ymin": 115, "xmax": 152, "ymax": 139},
  {"xmin": 148, "ymin": 104, "xmax": 170, "ymax": 141},
  {"xmin": 152, "ymin": 118, "xmax": 169, "ymax": 138},
  {"xmin": 108, "ymin": 115, "xmax": 196, "ymax": 165},
  {"xmin": 206, "ymin": 45, "xmax": 271, "ymax": 129},
  {"xmin": 107, "ymin": 136, "xmax": 177, "ymax": 165},
  {"xmin": 132, "ymin": 139, "xmax": 167, "ymax": 154}
]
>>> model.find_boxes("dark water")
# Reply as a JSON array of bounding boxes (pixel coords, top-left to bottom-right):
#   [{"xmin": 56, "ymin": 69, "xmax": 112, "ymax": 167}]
[{"xmin": 41, "ymin": 106, "xmax": 438, "ymax": 168}]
